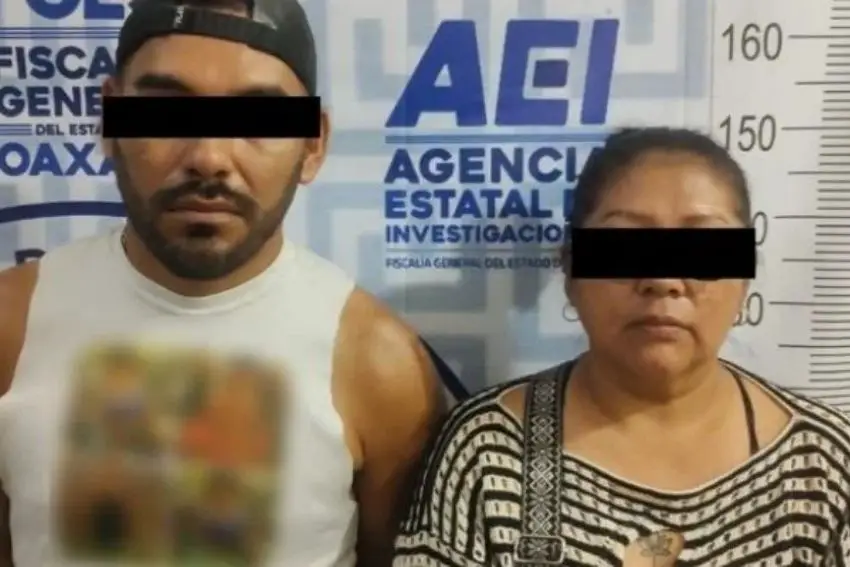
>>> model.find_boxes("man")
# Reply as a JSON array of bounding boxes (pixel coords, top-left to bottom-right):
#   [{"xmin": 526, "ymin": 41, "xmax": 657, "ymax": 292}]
[{"xmin": 0, "ymin": 0, "xmax": 445, "ymax": 565}]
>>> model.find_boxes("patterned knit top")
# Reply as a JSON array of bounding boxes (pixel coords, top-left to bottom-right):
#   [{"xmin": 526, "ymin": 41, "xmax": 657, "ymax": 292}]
[{"xmin": 393, "ymin": 362, "xmax": 850, "ymax": 566}]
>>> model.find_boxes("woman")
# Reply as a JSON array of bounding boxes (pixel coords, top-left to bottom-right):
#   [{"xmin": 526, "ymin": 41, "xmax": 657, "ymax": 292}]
[{"xmin": 393, "ymin": 127, "xmax": 850, "ymax": 566}]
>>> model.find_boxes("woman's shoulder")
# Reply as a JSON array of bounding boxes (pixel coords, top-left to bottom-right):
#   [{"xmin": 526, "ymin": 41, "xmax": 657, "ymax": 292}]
[
  {"xmin": 415, "ymin": 364, "xmax": 564, "ymax": 487},
  {"xmin": 431, "ymin": 363, "xmax": 565, "ymax": 451},
  {"xmin": 727, "ymin": 359, "xmax": 850, "ymax": 449},
  {"xmin": 448, "ymin": 363, "xmax": 565, "ymax": 423},
  {"xmin": 773, "ymin": 383, "xmax": 850, "ymax": 443}
]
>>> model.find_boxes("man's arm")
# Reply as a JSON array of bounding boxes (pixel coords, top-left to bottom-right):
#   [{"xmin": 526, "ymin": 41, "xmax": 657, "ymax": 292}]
[
  {"xmin": 333, "ymin": 289, "xmax": 447, "ymax": 567},
  {"xmin": 0, "ymin": 261, "xmax": 40, "ymax": 566}
]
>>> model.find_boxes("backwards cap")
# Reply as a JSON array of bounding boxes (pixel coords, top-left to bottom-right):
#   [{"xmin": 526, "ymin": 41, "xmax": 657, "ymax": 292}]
[{"xmin": 116, "ymin": 0, "xmax": 317, "ymax": 95}]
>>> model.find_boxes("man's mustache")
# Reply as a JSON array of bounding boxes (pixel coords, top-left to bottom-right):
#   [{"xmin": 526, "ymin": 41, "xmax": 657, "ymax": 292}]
[{"xmin": 151, "ymin": 181, "xmax": 257, "ymax": 218}]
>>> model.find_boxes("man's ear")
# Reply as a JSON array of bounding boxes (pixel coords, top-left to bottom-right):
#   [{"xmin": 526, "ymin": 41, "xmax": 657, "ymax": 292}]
[
  {"xmin": 99, "ymin": 77, "xmax": 120, "ymax": 159},
  {"xmin": 299, "ymin": 108, "xmax": 330, "ymax": 185}
]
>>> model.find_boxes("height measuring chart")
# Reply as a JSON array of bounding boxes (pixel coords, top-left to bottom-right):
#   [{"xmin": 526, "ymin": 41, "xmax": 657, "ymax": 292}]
[{"xmin": 713, "ymin": 0, "xmax": 850, "ymax": 410}]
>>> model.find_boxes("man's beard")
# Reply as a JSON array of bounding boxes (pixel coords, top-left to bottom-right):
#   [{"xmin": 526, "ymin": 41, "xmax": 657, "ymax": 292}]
[{"xmin": 113, "ymin": 146, "xmax": 300, "ymax": 281}]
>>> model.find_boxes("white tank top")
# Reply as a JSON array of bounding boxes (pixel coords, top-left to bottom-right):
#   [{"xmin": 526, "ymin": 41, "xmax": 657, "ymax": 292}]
[{"xmin": 0, "ymin": 228, "xmax": 358, "ymax": 566}]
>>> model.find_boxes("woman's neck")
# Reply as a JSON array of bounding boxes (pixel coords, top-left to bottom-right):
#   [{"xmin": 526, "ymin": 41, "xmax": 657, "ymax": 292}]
[{"xmin": 571, "ymin": 354, "xmax": 735, "ymax": 430}]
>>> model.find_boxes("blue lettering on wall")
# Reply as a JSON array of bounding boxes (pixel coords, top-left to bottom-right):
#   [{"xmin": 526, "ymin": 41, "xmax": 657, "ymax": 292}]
[
  {"xmin": 0, "ymin": 45, "xmax": 115, "ymax": 81},
  {"xmin": 0, "ymin": 143, "xmax": 113, "ymax": 177},
  {"xmin": 384, "ymin": 146, "xmax": 586, "ymax": 185},
  {"xmin": 27, "ymin": 0, "xmax": 124, "ymax": 20},
  {"xmin": 386, "ymin": 22, "xmax": 484, "ymax": 128},
  {"xmin": 386, "ymin": 19, "xmax": 620, "ymax": 128},
  {"xmin": 384, "ymin": 189, "xmax": 554, "ymax": 220}
]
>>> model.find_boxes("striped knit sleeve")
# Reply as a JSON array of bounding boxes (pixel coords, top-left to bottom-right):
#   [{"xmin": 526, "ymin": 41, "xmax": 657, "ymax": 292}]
[
  {"xmin": 827, "ymin": 516, "xmax": 850, "ymax": 567},
  {"xmin": 822, "ymin": 515, "xmax": 849, "ymax": 567},
  {"xmin": 392, "ymin": 401, "xmax": 495, "ymax": 566}
]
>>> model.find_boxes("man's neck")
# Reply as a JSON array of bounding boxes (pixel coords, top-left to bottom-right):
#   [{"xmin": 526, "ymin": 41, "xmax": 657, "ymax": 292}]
[
  {"xmin": 121, "ymin": 229, "xmax": 283, "ymax": 297},
  {"xmin": 572, "ymin": 353, "xmax": 734, "ymax": 432}
]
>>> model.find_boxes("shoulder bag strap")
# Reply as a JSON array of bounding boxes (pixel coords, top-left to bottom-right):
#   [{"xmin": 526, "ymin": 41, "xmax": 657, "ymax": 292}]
[{"xmin": 513, "ymin": 366, "xmax": 568, "ymax": 565}]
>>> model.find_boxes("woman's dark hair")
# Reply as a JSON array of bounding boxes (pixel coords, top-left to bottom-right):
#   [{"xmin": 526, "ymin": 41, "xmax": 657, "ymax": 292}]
[
  {"xmin": 569, "ymin": 127, "xmax": 751, "ymax": 228},
  {"xmin": 560, "ymin": 127, "xmax": 751, "ymax": 274}
]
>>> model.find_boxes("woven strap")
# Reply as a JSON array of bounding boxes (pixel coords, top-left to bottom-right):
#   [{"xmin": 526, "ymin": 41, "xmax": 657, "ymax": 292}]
[{"xmin": 514, "ymin": 368, "xmax": 568, "ymax": 565}]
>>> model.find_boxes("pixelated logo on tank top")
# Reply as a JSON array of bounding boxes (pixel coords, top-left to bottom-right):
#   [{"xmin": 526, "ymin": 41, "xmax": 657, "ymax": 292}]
[{"xmin": 53, "ymin": 343, "xmax": 287, "ymax": 566}]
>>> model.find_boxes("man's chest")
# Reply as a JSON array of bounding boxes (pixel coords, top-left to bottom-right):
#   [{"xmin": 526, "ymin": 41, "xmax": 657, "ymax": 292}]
[{"xmin": 0, "ymin": 322, "xmax": 353, "ymax": 565}]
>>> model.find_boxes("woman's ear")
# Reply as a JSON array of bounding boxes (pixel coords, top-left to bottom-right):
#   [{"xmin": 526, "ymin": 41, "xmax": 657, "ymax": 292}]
[
  {"xmin": 560, "ymin": 242, "xmax": 574, "ymax": 304},
  {"xmin": 738, "ymin": 276, "xmax": 751, "ymax": 307}
]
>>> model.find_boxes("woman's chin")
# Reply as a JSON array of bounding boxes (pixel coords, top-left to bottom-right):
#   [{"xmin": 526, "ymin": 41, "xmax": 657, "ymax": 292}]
[{"xmin": 624, "ymin": 343, "xmax": 695, "ymax": 379}]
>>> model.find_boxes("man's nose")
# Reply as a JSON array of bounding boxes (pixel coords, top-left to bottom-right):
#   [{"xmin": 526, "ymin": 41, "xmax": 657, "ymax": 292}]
[{"xmin": 180, "ymin": 138, "xmax": 236, "ymax": 181}]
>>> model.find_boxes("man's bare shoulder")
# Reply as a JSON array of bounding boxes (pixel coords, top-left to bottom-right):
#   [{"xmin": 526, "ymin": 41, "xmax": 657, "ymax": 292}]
[
  {"xmin": 333, "ymin": 288, "xmax": 446, "ymax": 562},
  {"xmin": 0, "ymin": 262, "xmax": 40, "ymax": 396},
  {"xmin": 336, "ymin": 287, "xmax": 435, "ymax": 388},
  {"xmin": 333, "ymin": 287, "xmax": 445, "ymax": 452}
]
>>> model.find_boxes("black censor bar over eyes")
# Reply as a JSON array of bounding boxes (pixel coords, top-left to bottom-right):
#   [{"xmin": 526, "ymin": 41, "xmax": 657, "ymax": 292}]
[
  {"xmin": 570, "ymin": 228, "xmax": 756, "ymax": 280},
  {"xmin": 102, "ymin": 95, "xmax": 321, "ymax": 138}
]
